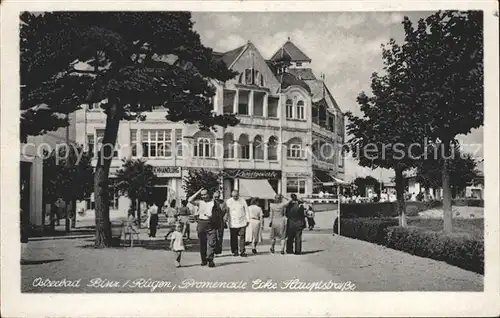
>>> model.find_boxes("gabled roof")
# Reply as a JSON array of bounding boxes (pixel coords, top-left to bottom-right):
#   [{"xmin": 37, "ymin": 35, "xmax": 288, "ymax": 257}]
[
  {"xmin": 270, "ymin": 40, "xmax": 312, "ymax": 63},
  {"xmin": 288, "ymin": 68, "xmax": 316, "ymax": 80},
  {"xmin": 213, "ymin": 44, "xmax": 247, "ymax": 67},
  {"xmin": 277, "ymin": 72, "xmax": 311, "ymax": 94}
]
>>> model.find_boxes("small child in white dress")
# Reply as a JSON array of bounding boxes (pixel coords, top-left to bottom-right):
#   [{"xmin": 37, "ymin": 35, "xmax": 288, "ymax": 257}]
[{"xmin": 170, "ymin": 222, "xmax": 185, "ymax": 267}]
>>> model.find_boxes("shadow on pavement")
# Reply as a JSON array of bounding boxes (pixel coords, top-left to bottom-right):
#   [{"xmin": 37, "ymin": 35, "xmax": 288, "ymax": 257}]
[
  {"xmin": 299, "ymin": 249, "xmax": 325, "ymax": 255},
  {"xmin": 21, "ymin": 259, "xmax": 64, "ymax": 265}
]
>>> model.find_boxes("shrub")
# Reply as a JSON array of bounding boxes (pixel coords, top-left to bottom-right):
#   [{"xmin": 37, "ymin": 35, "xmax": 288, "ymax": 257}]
[
  {"xmin": 452, "ymin": 198, "xmax": 484, "ymax": 207},
  {"xmin": 385, "ymin": 226, "xmax": 484, "ymax": 274},
  {"xmin": 333, "ymin": 218, "xmax": 399, "ymax": 244},
  {"xmin": 339, "ymin": 202, "xmax": 398, "ymax": 218},
  {"xmin": 405, "ymin": 200, "xmax": 443, "ymax": 216}
]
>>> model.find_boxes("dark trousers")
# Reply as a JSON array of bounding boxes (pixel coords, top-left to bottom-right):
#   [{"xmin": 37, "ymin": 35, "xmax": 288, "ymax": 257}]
[
  {"xmin": 307, "ymin": 217, "xmax": 315, "ymax": 229},
  {"xmin": 149, "ymin": 214, "xmax": 158, "ymax": 237},
  {"xmin": 197, "ymin": 220, "xmax": 216, "ymax": 262},
  {"xmin": 230, "ymin": 227, "xmax": 246, "ymax": 254},
  {"xmin": 286, "ymin": 227, "xmax": 303, "ymax": 254},
  {"xmin": 215, "ymin": 228, "xmax": 224, "ymax": 254}
]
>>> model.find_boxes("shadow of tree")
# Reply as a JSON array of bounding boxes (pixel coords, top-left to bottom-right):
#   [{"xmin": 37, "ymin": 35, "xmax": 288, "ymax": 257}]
[{"xmin": 21, "ymin": 259, "xmax": 64, "ymax": 265}]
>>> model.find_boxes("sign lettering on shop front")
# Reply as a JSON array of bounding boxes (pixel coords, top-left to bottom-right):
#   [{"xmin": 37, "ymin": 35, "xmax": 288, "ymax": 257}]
[
  {"xmin": 223, "ymin": 169, "xmax": 281, "ymax": 179},
  {"xmin": 152, "ymin": 166, "xmax": 181, "ymax": 176}
]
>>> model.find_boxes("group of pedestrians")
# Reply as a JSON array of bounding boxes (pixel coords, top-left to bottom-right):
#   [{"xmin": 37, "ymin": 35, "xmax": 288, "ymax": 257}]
[{"xmin": 138, "ymin": 188, "xmax": 316, "ymax": 268}]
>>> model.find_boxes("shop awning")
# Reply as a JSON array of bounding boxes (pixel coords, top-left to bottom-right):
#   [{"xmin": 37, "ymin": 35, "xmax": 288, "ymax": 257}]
[
  {"xmin": 239, "ymin": 179, "xmax": 277, "ymax": 200},
  {"xmin": 313, "ymin": 170, "xmax": 346, "ymax": 186}
]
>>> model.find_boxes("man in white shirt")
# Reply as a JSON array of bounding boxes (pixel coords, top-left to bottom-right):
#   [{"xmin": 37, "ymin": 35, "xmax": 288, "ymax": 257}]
[
  {"xmin": 188, "ymin": 188, "xmax": 217, "ymax": 267},
  {"xmin": 225, "ymin": 190, "xmax": 250, "ymax": 257}
]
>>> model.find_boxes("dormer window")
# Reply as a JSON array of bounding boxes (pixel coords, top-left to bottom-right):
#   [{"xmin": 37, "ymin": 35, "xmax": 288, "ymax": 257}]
[
  {"xmin": 239, "ymin": 69, "xmax": 265, "ymax": 87},
  {"xmin": 296, "ymin": 62, "xmax": 302, "ymax": 67}
]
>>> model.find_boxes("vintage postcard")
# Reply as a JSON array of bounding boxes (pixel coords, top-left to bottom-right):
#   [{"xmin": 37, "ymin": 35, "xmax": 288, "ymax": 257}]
[{"xmin": 1, "ymin": 0, "xmax": 499, "ymax": 317}]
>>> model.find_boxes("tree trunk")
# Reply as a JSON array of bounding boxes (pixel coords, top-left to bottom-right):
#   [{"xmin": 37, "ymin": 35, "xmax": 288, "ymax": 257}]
[
  {"xmin": 50, "ymin": 202, "xmax": 56, "ymax": 230},
  {"xmin": 94, "ymin": 101, "xmax": 122, "ymax": 248},
  {"xmin": 136, "ymin": 199, "xmax": 141, "ymax": 228},
  {"xmin": 395, "ymin": 166, "xmax": 407, "ymax": 227},
  {"xmin": 71, "ymin": 199, "xmax": 77, "ymax": 228},
  {"xmin": 65, "ymin": 199, "xmax": 71, "ymax": 233},
  {"xmin": 442, "ymin": 141, "xmax": 453, "ymax": 233}
]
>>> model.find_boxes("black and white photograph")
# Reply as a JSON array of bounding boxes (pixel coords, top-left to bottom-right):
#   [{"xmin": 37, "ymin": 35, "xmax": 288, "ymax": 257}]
[{"xmin": 1, "ymin": 1, "xmax": 499, "ymax": 317}]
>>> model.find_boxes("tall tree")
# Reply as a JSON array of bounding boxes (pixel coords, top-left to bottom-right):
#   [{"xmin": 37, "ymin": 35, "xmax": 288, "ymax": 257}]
[
  {"xmin": 114, "ymin": 158, "xmax": 157, "ymax": 227},
  {"xmin": 346, "ymin": 38, "xmax": 425, "ymax": 227},
  {"xmin": 183, "ymin": 169, "xmax": 221, "ymax": 198},
  {"xmin": 43, "ymin": 143, "xmax": 94, "ymax": 230},
  {"xmin": 402, "ymin": 11, "xmax": 483, "ymax": 232},
  {"xmin": 21, "ymin": 12, "xmax": 239, "ymax": 247},
  {"xmin": 416, "ymin": 143, "xmax": 479, "ymax": 198}
]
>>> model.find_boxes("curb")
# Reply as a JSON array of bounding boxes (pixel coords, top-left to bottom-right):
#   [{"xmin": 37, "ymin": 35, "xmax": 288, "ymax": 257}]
[{"xmin": 29, "ymin": 234, "xmax": 94, "ymax": 242}]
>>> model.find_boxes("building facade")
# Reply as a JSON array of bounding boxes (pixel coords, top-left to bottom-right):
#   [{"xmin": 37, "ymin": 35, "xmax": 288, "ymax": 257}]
[
  {"xmin": 75, "ymin": 39, "xmax": 345, "ymax": 213},
  {"xmin": 20, "ymin": 112, "xmax": 76, "ymax": 230}
]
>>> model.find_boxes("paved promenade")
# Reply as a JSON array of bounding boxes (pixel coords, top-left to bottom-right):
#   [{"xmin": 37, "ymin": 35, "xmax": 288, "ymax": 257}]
[{"xmin": 21, "ymin": 210, "xmax": 483, "ymax": 292}]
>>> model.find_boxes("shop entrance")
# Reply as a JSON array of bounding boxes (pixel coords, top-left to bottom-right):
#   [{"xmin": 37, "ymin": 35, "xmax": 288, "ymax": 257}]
[{"xmin": 150, "ymin": 187, "xmax": 168, "ymax": 207}]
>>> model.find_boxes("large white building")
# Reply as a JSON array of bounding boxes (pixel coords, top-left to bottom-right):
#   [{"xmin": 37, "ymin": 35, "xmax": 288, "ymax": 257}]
[{"xmin": 75, "ymin": 39, "xmax": 345, "ymax": 213}]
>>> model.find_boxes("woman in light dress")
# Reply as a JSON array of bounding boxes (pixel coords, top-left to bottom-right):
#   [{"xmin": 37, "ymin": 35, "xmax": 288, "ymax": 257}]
[
  {"xmin": 269, "ymin": 194, "xmax": 291, "ymax": 254},
  {"xmin": 245, "ymin": 197, "xmax": 264, "ymax": 255}
]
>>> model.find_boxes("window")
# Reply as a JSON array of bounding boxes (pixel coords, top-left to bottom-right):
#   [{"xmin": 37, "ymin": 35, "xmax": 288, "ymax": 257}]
[
  {"xmin": 238, "ymin": 90, "xmax": 250, "ymax": 115},
  {"xmin": 142, "ymin": 130, "xmax": 172, "ymax": 158},
  {"xmin": 286, "ymin": 99, "xmax": 293, "ymax": 119},
  {"xmin": 238, "ymin": 134, "xmax": 250, "ymax": 159},
  {"xmin": 312, "ymin": 105, "xmax": 319, "ymax": 124},
  {"xmin": 193, "ymin": 131, "xmax": 215, "ymax": 158},
  {"xmin": 96, "ymin": 129, "xmax": 118, "ymax": 158},
  {"xmin": 287, "ymin": 137, "xmax": 303, "ymax": 159},
  {"xmin": 245, "ymin": 69, "xmax": 252, "ymax": 85},
  {"xmin": 194, "ymin": 138, "xmax": 212, "ymax": 158},
  {"xmin": 223, "ymin": 133, "xmax": 234, "ymax": 159},
  {"xmin": 175, "ymin": 129, "xmax": 183, "ymax": 156},
  {"xmin": 329, "ymin": 116, "xmax": 335, "ymax": 132},
  {"xmin": 296, "ymin": 62, "xmax": 303, "ymax": 67},
  {"xmin": 223, "ymin": 90, "xmax": 236, "ymax": 114},
  {"xmin": 268, "ymin": 97, "xmax": 279, "ymax": 118},
  {"xmin": 268, "ymin": 136, "xmax": 278, "ymax": 161},
  {"xmin": 253, "ymin": 135, "xmax": 264, "ymax": 160},
  {"xmin": 87, "ymin": 134, "xmax": 94, "ymax": 158},
  {"xmin": 152, "ymin": 105, "xmax": 164, "ymax": 111},
  {"xmin": 88, "ymin": 103, "xmax": 101, "ymax": 111},
  {"xmin": 130, "ymin": 130, "xmax": 138, "ymax": 157},
  {"xmin": 253, "ymin": 92, "xmax": 265, "ymax": 117},
  {"xmin": 287, "ymin": 178, "xmax": 306, "ymax": 194},
  {"xmin": 296, "ymin": 100, "xmax": 305, "ymax": 120}
]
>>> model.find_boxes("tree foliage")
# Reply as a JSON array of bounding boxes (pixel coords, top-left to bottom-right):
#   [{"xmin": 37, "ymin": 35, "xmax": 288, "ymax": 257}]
[
  {"xmin": 114, "ymin": 158, "xmax": 157, "ymax": 218},
  {"xmin": 21, "ymin": 12, "xmax": 240, "ymax": 247},
  {"xmin": 20, "ymin": 12, "xmax": 239, "ymax": 141},
  {"xmin": 182, "ymin": 169, "xmax": 221, "ymax": 198},
  {"xmin": 416, "ymin": 143, "xmax": 479, "ymax": 195},
  {"xmin": 353, "ymin": 176, "xmax": 381, "ymax": 197},
  {"xmin": 43, "ymin": 143, "xmax": 94, "ymax": 203}
]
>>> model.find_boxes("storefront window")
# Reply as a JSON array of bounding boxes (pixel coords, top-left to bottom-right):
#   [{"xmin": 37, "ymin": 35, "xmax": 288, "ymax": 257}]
[
  {"xmin": 142, "ymin": 130, "xmax": 172, "ymax": 158},
  {"xmin": 287, "ymin": 178, "xmax": 306, "ymax": 194}
]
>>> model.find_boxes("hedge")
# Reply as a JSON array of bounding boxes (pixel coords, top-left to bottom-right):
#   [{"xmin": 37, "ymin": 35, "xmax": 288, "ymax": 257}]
[
  {"xmin": 333, "ymin": 218, "xmax": 484, "ymax": 274},
  {"xmin": 339, "ymin": 202, "xmax": 398, "ymax": 218},
  {"xmin": 452, "ymin": 198, "xmax": 484, "ymax": 207}
]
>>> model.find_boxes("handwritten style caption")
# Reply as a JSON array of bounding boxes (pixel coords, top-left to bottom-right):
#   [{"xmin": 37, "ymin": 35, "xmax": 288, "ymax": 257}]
[{"xmin": 32, "ymin": 277, "xmax": 357, "ymax": 292}]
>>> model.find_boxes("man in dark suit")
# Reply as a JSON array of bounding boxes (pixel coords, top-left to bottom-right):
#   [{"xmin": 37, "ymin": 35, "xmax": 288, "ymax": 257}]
[{"xmin": 285, "ymin": 194, "xmax": 306, "ymax": 255}]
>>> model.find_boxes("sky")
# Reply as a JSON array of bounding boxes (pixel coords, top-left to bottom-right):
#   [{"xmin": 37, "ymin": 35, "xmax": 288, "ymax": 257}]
[{"xmin": 191, "ymin": 12, "xmax": 484, "ymax": 182}]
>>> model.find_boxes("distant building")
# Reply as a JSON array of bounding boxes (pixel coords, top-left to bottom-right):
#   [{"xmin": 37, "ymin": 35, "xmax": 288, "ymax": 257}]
[
  {"xmin": 75, "ymin": 39, "xmax": 345, "ymax": 215},
  {"xmin": 20, "ymin": 112, "xmax": 76, "ymax": 231}
]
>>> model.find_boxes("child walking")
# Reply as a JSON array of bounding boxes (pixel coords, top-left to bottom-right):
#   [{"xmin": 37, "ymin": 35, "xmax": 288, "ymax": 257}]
[{"xmin": 170, "ymin": 222, "xmax": 185, "ymax": 268}]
